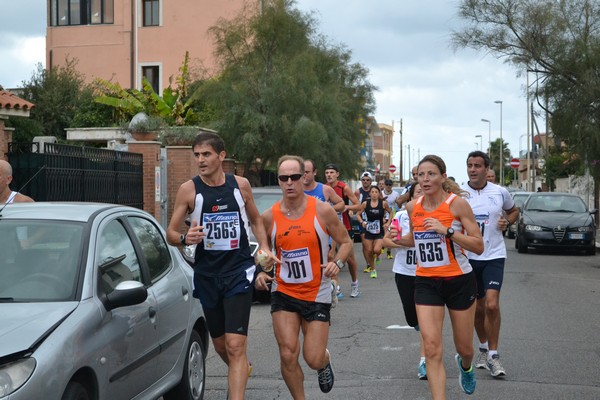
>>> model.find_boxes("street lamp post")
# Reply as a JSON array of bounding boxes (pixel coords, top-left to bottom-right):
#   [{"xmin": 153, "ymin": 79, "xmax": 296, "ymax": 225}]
[
  {"xmin": 481, "ymin": 118, "xmax": 491, "ymax": 157},
  {"xmin": 475, "ymin": 134, "xmax": 482, "ymax": 151},
  {"xmin": 494, "ymin": 100, "xmax": 503, "ymax": 185}
]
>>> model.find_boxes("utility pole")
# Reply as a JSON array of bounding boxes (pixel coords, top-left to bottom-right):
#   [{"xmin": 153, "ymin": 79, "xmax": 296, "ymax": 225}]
[{"xmin": 399, "ymin": 118, "xmax": 403, "ymax": 183}]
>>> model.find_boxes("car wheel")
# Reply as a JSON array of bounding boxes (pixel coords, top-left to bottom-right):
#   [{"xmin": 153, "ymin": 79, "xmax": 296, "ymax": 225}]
[
  {"xmin": 61, "ymin": 381, "xmax": 91, "ymax": 400},
  {"xmin": 586, "ymin": 246, "xmax": 596, "ymax": 255},
  {"xmin": 517, "ymin": 234, "xmax": 528, "ymax": 254},
  {"xmin": 164, "ymin": 329, "xmax": 206, "ymax": 400}
]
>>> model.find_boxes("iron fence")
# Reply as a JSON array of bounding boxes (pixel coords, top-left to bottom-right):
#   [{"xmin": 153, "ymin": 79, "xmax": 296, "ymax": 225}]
[{"xmin": 8, "ymin": 142, "xmax": 143, "ymax": 208}]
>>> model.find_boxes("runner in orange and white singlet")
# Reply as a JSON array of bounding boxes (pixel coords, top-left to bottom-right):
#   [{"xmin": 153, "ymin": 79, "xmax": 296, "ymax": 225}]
[
  {"xmin": 269, "ymin": 195, "xmax": 333, "ymax": 302},
  {"xmin": 411, "ymin": 193, "xmax": 473, "ymax": 278},
  {"xmin": 255, "ymin": 155, "xmax": 352, "ymax": 398},
  {"xmin": 390, "ymin": 154, "xmax": 483, "ymax": 400}
]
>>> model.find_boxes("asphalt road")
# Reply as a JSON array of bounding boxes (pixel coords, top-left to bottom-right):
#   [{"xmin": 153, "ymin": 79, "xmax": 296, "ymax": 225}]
[{"xmin": 203, "ymin": 240, "xmax": 600, "ymax": 400}]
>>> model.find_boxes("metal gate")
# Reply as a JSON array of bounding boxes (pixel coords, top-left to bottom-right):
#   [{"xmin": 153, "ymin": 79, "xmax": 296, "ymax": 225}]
[{"xmin": 8, "ymin": 142, "xmax": 143, "ymax": 208}]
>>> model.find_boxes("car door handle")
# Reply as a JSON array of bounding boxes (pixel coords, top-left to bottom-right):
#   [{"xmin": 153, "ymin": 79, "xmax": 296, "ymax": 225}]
[
  {"xmin": 148, "ymin": 307, "xmax": 156, "ymax": 318},
  {"xmin": 181, "ymin": 287, "xmax": 188, "ymax": 296}
]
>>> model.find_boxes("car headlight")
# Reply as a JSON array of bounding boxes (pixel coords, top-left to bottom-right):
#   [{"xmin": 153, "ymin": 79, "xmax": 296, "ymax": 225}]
[
  {"xmin": 0, "ymin": 358, "xmax": 36, "ymax": 397},
  {"xmin": 525, "ymin": 225, "xmax": 542, "ymax": 232},
  {"xmin": 577, "ymin": 226, "xmax": 594, "ymax": 232}
]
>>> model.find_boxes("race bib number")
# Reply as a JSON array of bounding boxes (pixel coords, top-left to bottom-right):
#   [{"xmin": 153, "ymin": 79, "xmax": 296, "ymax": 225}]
[
  {"xmin": 405, "ymin": 249, "xmax": 417, "ymax": 266},
  {"xmin": 279, "ymin": 247, "xmax": 314, "ymax": 284},
  {"xmin": 474, "ymin": 213, "xmax": 489, "ymax": 237},
  {"xmin": 202, "ymin": 212, "xmax": 241, "ymax": 251},
  {"xmin": 413, "ymin": 231, "xmax": 450, "ymax": 268},
  {"xmin": 366, "ymin": 220, "xmax": 381, "ymax": 234}
]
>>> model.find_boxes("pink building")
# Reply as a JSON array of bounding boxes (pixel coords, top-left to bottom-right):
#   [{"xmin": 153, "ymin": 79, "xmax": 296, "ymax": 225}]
[{"xmin": 46, "ymin": 0, "xmax": 248, "ymax": 92}]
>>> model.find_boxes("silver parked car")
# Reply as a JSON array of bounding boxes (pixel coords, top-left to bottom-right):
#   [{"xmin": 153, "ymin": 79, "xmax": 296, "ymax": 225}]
[{"xmin": 0, "ymin": 203, "xmax": 208, "ymax": 400}]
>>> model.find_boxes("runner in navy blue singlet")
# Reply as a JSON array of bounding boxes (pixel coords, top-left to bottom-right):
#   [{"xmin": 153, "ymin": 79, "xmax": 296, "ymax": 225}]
[{"xmin": 167, "ymin": 132, "xmax": 276, "ymax": 400}]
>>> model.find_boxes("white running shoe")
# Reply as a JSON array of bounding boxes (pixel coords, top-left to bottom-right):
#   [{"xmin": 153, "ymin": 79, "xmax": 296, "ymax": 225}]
[
  {"xmin": 486, "ymin": 354, "xmax": 506, "ymax": 377},
  {"xmin": 350, "ymin": 282, "xmax": 361, "ymax": 298},
  {"xmin": 475, "ymin": 349, "xmax": 488, "ymax": 369}
]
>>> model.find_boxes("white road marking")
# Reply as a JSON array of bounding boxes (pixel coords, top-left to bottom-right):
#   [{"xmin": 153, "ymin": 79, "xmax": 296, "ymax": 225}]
[{"xmin": 386, "ymin": 324, "xmax": 413, "ymax": 329}]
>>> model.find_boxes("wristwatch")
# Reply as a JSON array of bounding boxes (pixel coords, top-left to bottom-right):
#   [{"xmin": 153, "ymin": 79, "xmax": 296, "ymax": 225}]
[
  {"xmin": 446, "ymin": 227, "xmax": 455, "ymax": 239},
  {"xmin": 334, "ymin": 259, "xmax": 345, "ymax": 269},
  {"xmin": 180, "ymin": 233, "xmax": 187, "ymax": 245}
]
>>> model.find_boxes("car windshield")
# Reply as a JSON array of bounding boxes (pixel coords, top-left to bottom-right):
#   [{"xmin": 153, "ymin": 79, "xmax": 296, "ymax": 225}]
[
  {"xmin": 512, "ymin": 193, "xmax": 530, "ymax": 208},
  {"xmin": 0, "ymin": 220, "xmax": 84, "ymax": 302},
  {"xmin": 525, "ymin": 195, "xmax": 587, "ymax": 213},
  {"xmin": 253, "ymin": 191, "xmax": 281, "ymax": 214}
]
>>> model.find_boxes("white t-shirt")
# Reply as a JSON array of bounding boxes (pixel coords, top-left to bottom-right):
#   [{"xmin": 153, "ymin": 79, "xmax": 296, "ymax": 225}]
[
  {"xmin": 382, "ymin": 189, "xmax": 400, "ymax": 210},
  {"xmin": 391, "ymin": 210, "xmax": 418, "ymax": 276},
  {"xmin": 461, "ymin": 182, "xmax": 515, "ymax": 260}
]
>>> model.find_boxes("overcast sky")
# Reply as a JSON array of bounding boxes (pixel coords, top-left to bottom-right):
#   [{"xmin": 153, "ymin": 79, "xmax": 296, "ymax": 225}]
[{"xmin": 0, "ymin": 0, "xmax": 533, "ymax": 183}]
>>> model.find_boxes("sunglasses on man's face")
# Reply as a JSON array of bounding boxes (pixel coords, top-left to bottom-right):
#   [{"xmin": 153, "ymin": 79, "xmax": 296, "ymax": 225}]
[
  {"xmin": 362, "ymin": 178, "xmax": 371, "ymax": 182},
  {"xmin": 278, "ymin": 174, "xmax": 303, "ymax": 182}
]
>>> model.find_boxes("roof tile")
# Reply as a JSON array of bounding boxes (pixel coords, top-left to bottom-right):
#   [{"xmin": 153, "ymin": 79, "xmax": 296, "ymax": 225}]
[{"xmin": 0, "ymin": 90, "xmax": 35, "ymax": 111}]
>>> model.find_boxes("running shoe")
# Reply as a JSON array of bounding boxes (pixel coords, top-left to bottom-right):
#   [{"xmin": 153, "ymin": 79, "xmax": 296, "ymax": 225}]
[
  {"xmin": 330, "ymin": 281, "xmax": 338, "ymax": 309},
  {"xmin": 387, "ymin": 252, "xmax": 393, "ymax": 259},
  {"xmin": 475, "ymin": 349, "xmax": 488, "ymax": 369},
  {"xmin": 350, "ymin": 282, "xmax": 361, "ymax": 298},
  {"xmin": 363, "ymin": 266, "xmax": 371, "ymax": 273},
  {"xmin": 486, "ymin": 354, "xmax": 506, "ymax": 377},
  {"xmin": 375, "ymin": 256, "xmax": 381, "ymax": 265},
  {"xmin": 317, "ymin": 349, "xmax": 335, "ymax": 393},
  {"xmin": 455, "ymin": 354, "xmax": 476, "ymax": 395},
  {"xmin": 337, "ymin": 289, "xmax": 344, "ymax": 300},
  {"xmin": 370, "ymin": 270, "xmax": 378, "ymax": 279},
  {"xmin": 418, "ymin": 359, "xmax": 427, "ymax": 380}
]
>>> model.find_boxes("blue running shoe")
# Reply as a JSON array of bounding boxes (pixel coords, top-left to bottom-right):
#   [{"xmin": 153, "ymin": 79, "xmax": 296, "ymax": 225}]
[
  {"xmin": 455, "ymin": 354, "xmax": 476, "ymax": 395},
  {"xmin": 418, "ymin": 359, "xmax": 427, "ymax": 380}
]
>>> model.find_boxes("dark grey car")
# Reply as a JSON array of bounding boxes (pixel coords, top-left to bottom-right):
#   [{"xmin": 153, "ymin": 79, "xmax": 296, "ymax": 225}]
[
  {"xmin": 507, "ymin": 191, "xmax": 532, "ymax": 239},
  {"xmin": 0, "ymin": 203, "xmax": 209, "ymax": 399},
  {"xmin": 514, "ymin": 193, "xmax": 596, "ymax": 255}
]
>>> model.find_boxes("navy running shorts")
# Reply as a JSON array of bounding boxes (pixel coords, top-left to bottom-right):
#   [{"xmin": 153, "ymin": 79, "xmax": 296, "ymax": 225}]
[
  {"xmin": 194, "ymin": 266, "xmax": 254, "ymax": 338},
  {"xmin": 469, "ymin": 258, "xmax": 505, "ymax": 299}
]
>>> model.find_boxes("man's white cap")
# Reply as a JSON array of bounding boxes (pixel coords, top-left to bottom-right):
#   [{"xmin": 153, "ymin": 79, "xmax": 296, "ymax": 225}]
[{"xmin": 361, "ymin": 171, "xmax": 373, "ymax": 180}]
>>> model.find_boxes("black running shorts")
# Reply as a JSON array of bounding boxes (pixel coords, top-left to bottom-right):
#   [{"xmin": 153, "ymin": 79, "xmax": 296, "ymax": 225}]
[
  {"xmin": 414, "ymin": 272, "xmax": 477, "ymax": 310},
  {"xmin": 271, "ymin": 291, "xmax": 331, "ymax": 323}
]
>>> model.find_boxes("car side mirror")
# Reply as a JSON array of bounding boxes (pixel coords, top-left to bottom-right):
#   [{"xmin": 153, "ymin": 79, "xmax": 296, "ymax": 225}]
[
  {"xmin": 589, "ymin": 208, "xmax": 598, "ymax": 214},
  {"xmin": 104, "ymin": 281, "xmax": 148, "ymax": 311}
]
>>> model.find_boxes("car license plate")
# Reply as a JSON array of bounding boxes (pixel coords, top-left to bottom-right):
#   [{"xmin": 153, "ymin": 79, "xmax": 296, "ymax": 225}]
[{"xmin": 569, "ymin": 233, "xmax": 585, "ymax": 239}]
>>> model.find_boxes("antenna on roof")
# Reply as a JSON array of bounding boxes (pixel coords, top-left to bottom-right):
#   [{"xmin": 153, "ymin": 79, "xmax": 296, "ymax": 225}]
[{"xmin": 0, "ymin": 165, "xmax": 46, "ymax": 217}]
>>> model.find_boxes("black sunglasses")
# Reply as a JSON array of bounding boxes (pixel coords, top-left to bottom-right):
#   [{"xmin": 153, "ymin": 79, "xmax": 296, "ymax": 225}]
[{"xmin": 278, "ymin": 174, "xmax": 303, "ymax": 182}]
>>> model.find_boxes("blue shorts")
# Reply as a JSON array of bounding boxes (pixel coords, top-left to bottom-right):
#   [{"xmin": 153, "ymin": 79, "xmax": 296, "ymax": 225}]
[{"xmin": 469, "ymin": 258, "xmax": 505, "ymax": 299}]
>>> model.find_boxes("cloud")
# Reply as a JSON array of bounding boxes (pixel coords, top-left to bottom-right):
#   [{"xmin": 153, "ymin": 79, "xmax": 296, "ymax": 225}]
[
  {"xmin": 0, "ymin": 34, "xmax": 45, "ymax": 88},
  {"xmin": 0, "ymin": 0, "xmax": 535, "ymax": 184}
]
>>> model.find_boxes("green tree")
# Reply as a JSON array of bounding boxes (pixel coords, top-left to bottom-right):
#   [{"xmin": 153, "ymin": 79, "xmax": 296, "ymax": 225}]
[
  {"xmin": 452, "ymin": 0, "xmax": 600, "ymax": 189},
  {"xmin": 488, "ymin": 138, "xmax": 513, "ymax": 185},
  {"xmin": 199, "ymin": 0, "xmax": 376, "ymax": 178},
  {"xmin": 93, "ymin": 51, "xmax": 199, "ymax": 127},
  {"xmin": 7, "ymin": 60, "xmax": 103, "ymax": 142}
]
